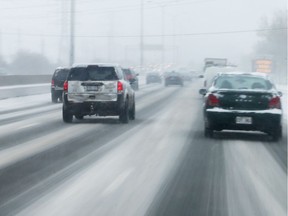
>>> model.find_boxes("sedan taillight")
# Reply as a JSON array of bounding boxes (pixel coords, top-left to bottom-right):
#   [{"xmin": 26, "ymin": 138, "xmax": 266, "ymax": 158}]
[
  {"xmin": 269, "ymin": 96, "xmax": 281, "ymax": 109},
  {"xmin": 207, "ymin": 94, "xmax": 219, "ymax": 107},
  {"xmin": 63, "ymin": 81, "xmax": 68, "ymax": 91}
]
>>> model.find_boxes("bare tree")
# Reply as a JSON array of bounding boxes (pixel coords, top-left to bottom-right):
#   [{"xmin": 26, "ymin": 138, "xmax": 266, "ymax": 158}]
[{"xmin": 255, "ymin": 11, "xmax": 287, "ymax": 77}]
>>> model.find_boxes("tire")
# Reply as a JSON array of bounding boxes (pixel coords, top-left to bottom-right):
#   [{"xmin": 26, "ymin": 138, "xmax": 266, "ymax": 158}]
[
  {"xmin": 129, "ymin": 102, "xmax": 136, "ymax": 120},
  {"xmin": 63, "ymin": 106, "xmax": 73, "ymax": 123},
  {"xmin": 51, "ymin": 93, "xmax": 58, "ymax": 103},
  {"xmin": 59, "ymin": 93, "xmax": 63, "ymax": 102},
  {"xmin": 204, "ymin": 127, "xmax": 213, "ymax": 138},
  {"xmin": 119, "ymin": 101, "xmax": 129, "ymax": 123},
  {"xmin": 75, "ymin": 115, "xmax": 84, "ymax": 120},
  {"xmin": 270, "ymin": 126, "xmax": 282, "ymax": 141}
]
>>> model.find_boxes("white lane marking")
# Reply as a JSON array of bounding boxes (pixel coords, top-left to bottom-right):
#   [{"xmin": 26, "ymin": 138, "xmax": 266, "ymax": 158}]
[
  {"xmin": 102, "ymin": 168, "xmax": 133, "ymax": 197},
  {"xmin": 0, "ymin": 83, "xmax": 50, "ymax": 90},
  {"xmin": 0, "ymin": 125, "xmax": 94, "ymax": 169},
  {"xmin": 17, "ymin": 123, "xmax": 39, "ymax": 130}
]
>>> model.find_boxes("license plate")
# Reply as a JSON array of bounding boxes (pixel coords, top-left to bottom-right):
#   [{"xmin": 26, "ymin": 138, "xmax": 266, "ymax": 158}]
[
  {"xmin": 236, "ymin": 117, "xmax": 252, "ymax": 124},
  {"xmin": 55, "ymin": 86, "xmax": 63, "ymax": 90},
  {"xmin": 86, "ymin": 86, "xmax": 100, "ymax": 91}
]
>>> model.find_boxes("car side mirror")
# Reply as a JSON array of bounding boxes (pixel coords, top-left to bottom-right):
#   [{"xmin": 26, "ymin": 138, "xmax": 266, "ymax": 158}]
[
  {"xmin": 278, "ymin": 91, "xmax": 283, "ymax": 97},
  {"xmin": 199, "ymin": 88, "xmax": 207, "ymax": 95},
  {"xmin": 136, "ymin": 73, "xmax": 139, "ymax": 76}
]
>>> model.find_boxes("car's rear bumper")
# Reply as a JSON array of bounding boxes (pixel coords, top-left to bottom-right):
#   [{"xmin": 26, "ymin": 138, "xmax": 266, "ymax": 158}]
[
  {"xmin": 165, "ymin": 79, "xmax": 183, "ymax": 85},
  {"xmin": 63, "ymin": 94, "xmax": 124, "ymax": 116},
  {"xmin": 147, "ymin": 78, "xmax": 161, "ymax": 83},
  {"xmin": 205, "ymin": 108, "xmax": 282, "ymax": 132},
  {"xmin": 51, "ymin": 88, "xmax": 63, "ymax": 96}
]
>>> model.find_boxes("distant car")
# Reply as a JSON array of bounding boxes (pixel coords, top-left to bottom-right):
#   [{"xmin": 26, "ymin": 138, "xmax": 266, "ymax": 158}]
[
  {"xmin": 51, "ymin": 67, "xmax": 70, "ymax": 103},
  {"xmin": 179, "ymin": 72, "xmax": 192, "ymax": 81},
  {"xmin": 62, "ymin": 64, "xmax": 135, "ymax": 123},
  {"xmin": 199, "ymin": 72, "xmax": 282, "ymax": 141},
  {"xmin": 164, "ymin": 72, "xmax": 183, "ymax": 87},
  {"xmin": 122, "ymin": 68, "xmax": 139, "ymax": 90},
  {"xmin": 146, "ymin": 72, "xmax": 162, "ymax": 84}
]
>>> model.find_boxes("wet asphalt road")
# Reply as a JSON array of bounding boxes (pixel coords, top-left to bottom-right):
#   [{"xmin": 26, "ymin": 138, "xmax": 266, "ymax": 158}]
[{"xmin": 0, "ymin": 79, "xmax": 286, "ymax": 216}]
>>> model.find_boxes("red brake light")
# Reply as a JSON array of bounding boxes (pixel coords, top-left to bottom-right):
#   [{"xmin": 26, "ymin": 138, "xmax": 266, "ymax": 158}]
[
  {"xmin": 51, "ymin": 79, "xmax": 55, "ymax": 87},
  {"xmin": 117, "ymin": 81, "xmax": 123, "ymax": 93},
  {"xmin": 269, "ymin": 96, "xmax": 281, "ymax": 109},
  {"xmin": 207, "ymin": 94, "xmax": 219, "ymax": 107},
  {"xmin": 63, "ymin": 81, "xmax": 68, "ymax": 91}
]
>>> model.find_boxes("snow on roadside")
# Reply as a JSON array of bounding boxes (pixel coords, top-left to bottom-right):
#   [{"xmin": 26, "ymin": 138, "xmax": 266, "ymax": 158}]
[{"xmin": 0, "ymin": 93, "xmax": 51, "ymax": 112}]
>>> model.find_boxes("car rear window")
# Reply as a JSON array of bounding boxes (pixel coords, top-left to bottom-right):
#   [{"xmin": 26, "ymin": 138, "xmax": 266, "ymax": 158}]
[
  {"xmin": 123, "ymin": 69, "xmax": 132, "ymax": 75},
  {"xmin": 68, "ymin": 66, "xmax": 118, "ymax": 81},
  {"xmin": 53, "ymin": 69, "xmax": 69, "ymax": 80},
  {"xmin": 214, "ymin": 75, "xmax": 273, "ymax": 90}
]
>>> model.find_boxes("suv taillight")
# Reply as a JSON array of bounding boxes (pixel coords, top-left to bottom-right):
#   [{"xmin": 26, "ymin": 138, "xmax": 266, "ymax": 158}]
[
  {"xmin": 51, "ymin": 79, "xmax": 55, "ymax": 87},
  {"xmin": 117, "ymin": 81, "xmax": 124, "ymax": 93},
  {"xmin": 269, "ymin": 96, "xmax": 281, "ymax": 109},
  {"xmin": 63, "ymin": 81, "xmax": 68, "ymax": 91},
  {"xmin": 207, "ymin": 94, "xmax": 219, "ymax": 107}
]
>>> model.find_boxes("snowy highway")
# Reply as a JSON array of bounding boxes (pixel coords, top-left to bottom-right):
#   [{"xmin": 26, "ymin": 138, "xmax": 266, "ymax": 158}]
[{"xmin": 0, "ymin": 79, "xmax": 286, "ymax": 216}]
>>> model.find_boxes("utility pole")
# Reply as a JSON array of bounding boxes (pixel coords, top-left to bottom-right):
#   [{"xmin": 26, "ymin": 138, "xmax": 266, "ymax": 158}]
[
  {"xmin": 161, "ymin": 5, "xmax": 166, "ymax": 72},
  {"xmin": 69, "ymin": 0, "xmax": 75, "ymax": 66},
  {"xmin": 140, "ymin": 0, "xmax": 144, "ymax": 73}
]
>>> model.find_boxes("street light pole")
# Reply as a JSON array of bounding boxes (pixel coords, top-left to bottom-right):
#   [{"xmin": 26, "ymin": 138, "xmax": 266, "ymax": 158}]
[
  {"xmin": 161, "ymin": 5, "xmax": 165, "ymax": 72},
  {"xmin": 69, "ymin": 0, "xmax": 75, "ymax": 66},
  {"xmin": 140, "ymin": 0, "xmax": 144, "ymax": 73}
]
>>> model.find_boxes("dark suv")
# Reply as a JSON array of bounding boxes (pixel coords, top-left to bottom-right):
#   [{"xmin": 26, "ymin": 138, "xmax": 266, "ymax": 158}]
[
  {"xmin": 122, "ymin": 68, "xmax": 139, "ymax": 90},
  {"xmin": 51, "ymin": 67, "xmax": 70, "ymax": 103},
  {"xmin": 62, "ymin": 64, "xmax": 135, "ymax": 123}
]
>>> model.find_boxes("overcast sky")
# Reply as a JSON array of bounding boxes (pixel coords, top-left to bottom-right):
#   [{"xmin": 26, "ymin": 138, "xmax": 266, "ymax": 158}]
[{"xmin": 0, "ymin": 0, "xmax": 286, "ymax": 70}]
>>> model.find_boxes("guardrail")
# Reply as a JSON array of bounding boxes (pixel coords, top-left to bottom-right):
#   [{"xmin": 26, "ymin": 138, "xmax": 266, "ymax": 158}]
[{"xmin": 0, "ymin": 75, "xmax": 51, "ymax": 86}]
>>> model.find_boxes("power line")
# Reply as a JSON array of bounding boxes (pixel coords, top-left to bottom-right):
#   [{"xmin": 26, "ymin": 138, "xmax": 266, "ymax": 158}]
[
  {"xmin": 0, "ymin": 0, "xmax": 211, "ymax": 20},
  {"xmin": 0, "ymin": 27, "xmax": 286, "ymax": 38}
]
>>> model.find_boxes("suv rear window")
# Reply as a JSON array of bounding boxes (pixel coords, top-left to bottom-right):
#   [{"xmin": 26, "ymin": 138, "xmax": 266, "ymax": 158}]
[
  {"xmin": 68, "ymin": 66, "xmax": 118, "ymax": 81},
  {"xmin": 53, "ymin": 69, "xmax": 69, "ymax": 80}
]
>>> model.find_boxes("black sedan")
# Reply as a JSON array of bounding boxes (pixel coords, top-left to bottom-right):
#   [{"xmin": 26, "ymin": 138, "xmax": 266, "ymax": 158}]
[
  {"xmin": 164, "ymin": 72, "xmax": 183, "ymax": 87},
  {"xmin": 199, "ymin": 72, "xmax": 282, "ymax": 141}
]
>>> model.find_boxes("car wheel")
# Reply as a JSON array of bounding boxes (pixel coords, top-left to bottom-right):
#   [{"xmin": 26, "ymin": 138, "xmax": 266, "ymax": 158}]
[
  {"xmin": 63, "ymin": 106, "xmax": 73, "ymax": 123},
  {"xmin": 204, "ymin": 127, "xmax": 213, "ymax": 138},
  {"xmin": 269, "ymin": 126, "xmax": 282, "ymax": 141},
  {"xmin": 129, "ymin": 102, "xmax": 136, "ymax": 120},
  {"xmin": 51, "ymin": 94, "xmax": 58, "ymax": 103},
  {"xmin": 75, "ymin": 115, "xmax": 84, "ymax": 120},
  {"xmin": 119, "ymin": 101, "xmax": 129, "ymax": 123}
]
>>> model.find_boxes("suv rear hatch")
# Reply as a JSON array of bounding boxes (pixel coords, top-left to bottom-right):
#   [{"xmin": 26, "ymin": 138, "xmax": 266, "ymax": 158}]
[{"xmin": 66, "ymin": 66, "xmax": 119, "ymax": 102}]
